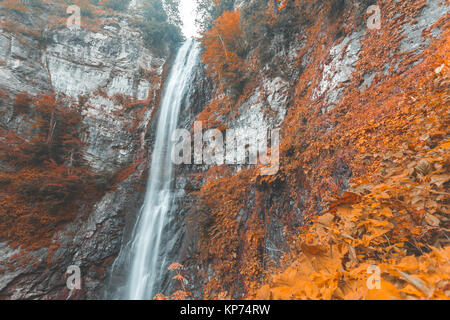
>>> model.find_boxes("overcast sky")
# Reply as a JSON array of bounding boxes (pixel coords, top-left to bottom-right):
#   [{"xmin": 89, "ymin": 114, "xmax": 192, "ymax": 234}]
[{"xmin": 179, "ymin": 0, "xmax": 198, "ymax": 37}]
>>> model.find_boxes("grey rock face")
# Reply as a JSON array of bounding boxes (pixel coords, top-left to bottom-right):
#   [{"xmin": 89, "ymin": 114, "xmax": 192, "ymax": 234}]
[
  {"xmin": 400, "ymin": 0, "xmax": 448, "ymax": 54},
  {"xmin": 313, "ymin": 31, "xmax": 363, "ymax": 109},
  {"xmin": 0, "ymin": 5, "xmax": 168, "ymax": 299}
]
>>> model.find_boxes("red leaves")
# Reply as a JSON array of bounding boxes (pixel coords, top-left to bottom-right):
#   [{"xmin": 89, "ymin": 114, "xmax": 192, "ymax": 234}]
[
  {"xmin": 0, "ymin": 93, "xmax": 101, "ymax": 249},
  {"xmin": 13, "ymin": 91, "xmax": 32, "ymax": 115}
]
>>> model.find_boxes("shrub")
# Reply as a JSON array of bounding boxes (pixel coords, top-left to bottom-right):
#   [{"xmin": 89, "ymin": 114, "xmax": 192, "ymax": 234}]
[
  {"xmin": 131, "ymin": 0, "xmax": 183, "ymax": 55},
  {"xmin": 200, "ymin": 10, "xmax": 245, "ymax": 85}
]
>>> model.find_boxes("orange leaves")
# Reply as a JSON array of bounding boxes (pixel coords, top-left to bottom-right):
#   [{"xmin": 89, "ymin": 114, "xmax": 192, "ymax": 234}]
[
  {"xmin": 251, "ymin": 136, "xmax": 449, "ymax": 299},
  {"xmin": 200, "ymin": 10, "xmax": 244, "ymax": 84},
  {"xmin": 189, "ymin": 168, "xmax": 264, "ymax": 297},
  {"xmin": 0, "ymin": 162, "xmax": 99, "ymax": 248},
  {"xmin": 0, "ymin": 93, "xmax": 102, "ymax": 249},
  {"xmin": 328, "ymin": 192, "xmax": 361, "ymax": 212},
  {"xmin": 252, "ymin": 99, "xmax": 449, "ymax": 299},
  {"xmin": 277, "ymin": 0, "xmax": 289, "ymax": 12},
  {"xmin": 154, "ymin": 262, "xmax": 189, "ymax": 300},
  {"xmin": 364, "ymin": 281, "xmax": 402, "ymax": 300},
  {"xmin": 168, "ymin": 262, "xmax": 183, "ymax": 271},
  {"xmin": 255, "ymin": 243, "xmax": 347, "ymax": 300},
  {"xmin": 194, "ymin": 0, "xmax": 450, "ymax": 300}
]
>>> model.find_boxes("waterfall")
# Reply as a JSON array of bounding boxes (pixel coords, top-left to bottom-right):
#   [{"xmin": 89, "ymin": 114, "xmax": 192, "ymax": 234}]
[{"xmin": 121, "ymin": 40, "xmax": 199, "ymax": 300}]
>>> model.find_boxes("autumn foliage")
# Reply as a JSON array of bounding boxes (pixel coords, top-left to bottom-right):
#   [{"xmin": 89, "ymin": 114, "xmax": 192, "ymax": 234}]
[
  {"xmin": 191, "ymin": 0, "xmax": 450, "ymax": 300},
  {"xmin": 200, "ymin": 10, "xmax": 245, "ymax": 84},
  {"xmin": 0, "ymin": 93, "xmax": 102, "ymax": 249},
  {"xmin": 154, "ymin": 263, "xmax": 190, "ymax": 300}
]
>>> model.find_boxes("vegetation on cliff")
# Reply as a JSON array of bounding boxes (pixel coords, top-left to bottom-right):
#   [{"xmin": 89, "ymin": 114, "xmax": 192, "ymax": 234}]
[
  {"xmin": 0, "ymin": 0, "xmax": 183, "ymax": 55},
  {"xmin": 188, "ymin": 0, "xmax": 449, "ymax": 300},
  {"xmin": 0, "ymin": 93, "xmax": 105, "ymax": 249},
  {"xmin": 0, "ymin": 0, "xmax": 182, "ymax": 248},
  {"xmin": 0, "ymin": 0, "xmax": 448, "ymax": 301}
]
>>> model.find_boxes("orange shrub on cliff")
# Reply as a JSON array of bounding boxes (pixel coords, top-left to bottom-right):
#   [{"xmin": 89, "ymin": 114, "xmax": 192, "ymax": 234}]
[{"xmin": 200, "ymin": 10, "xmax": 245, "ymax": 84}]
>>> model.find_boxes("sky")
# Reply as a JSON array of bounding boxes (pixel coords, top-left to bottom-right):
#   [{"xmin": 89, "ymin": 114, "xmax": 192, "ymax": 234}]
[{"xmin": 179, "ymin": 0, "xmax": 199, "ymax": 37}]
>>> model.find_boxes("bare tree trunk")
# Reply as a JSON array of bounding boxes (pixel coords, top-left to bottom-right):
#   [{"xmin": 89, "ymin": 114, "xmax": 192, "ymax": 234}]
[
  {"xmin": 47, "ymin": 112, "xmax": 54, "ymax": 144},
  {"xmin": 217, "ymin": 32, "xmax": 228, "ymax": 58},
  {"xmin": 47, "ymin": 112, "xmax": 57, "ymax": 157},
  {"xmin": 68, "ymin": 152, "xmax": 73, "ymax": 174}
]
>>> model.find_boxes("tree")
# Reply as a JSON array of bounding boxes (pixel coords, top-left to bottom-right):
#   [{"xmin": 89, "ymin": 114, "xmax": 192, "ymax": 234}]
[
  {"xmin": 132, "ymin": 0, "xmax": 184, "ymax": 54},
  {"xmin": 163, "ymin": 0, "xmax": 182, "ymax": 27},
  {"xmin": 200, "ymin": 10, "xmax": 245, "ymax": 84},
  {"xmin": 0, "ymin": 93, "xmax": 102, "ymax": 248},
  {"xmin": 195, "ymin": 0, "xmax": 235, "ymax": 31}
]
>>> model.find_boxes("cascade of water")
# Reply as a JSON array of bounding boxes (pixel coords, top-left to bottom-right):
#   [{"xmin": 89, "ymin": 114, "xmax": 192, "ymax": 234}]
[{"xmin": 124, "ymin": 40, "xmax": 199, "ymax": 299}]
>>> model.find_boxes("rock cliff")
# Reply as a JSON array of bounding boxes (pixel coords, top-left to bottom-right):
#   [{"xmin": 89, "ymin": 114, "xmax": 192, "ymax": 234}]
[{"xmin": 0, "ymin": 0, "xmax": 170, "ymax": 299}]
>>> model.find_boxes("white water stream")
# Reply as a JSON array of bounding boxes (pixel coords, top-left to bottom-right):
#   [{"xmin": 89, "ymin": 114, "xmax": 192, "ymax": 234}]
[{"xmin": 125, "ymin": 40, "xmax": 199, "ymax": 299}]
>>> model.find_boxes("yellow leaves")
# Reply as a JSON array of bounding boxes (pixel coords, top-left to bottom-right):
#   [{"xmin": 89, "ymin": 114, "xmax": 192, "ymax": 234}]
[
  {"xmin": 317, "ymin": 212, "xmax": 334, "ymax": 227},
  {"xmin": 300, "ymin": 241, "xmax": 326, "ymax": 256},
  {"xmin": 359, "ymin": 218, "xmax": 393, "ymax": 247},
  {"xmin": 256, "ymin": 245, "xmax": 345, "ymax": 300},
  {"xmin": 266, "ymin": 268, "xmax": 301, "ymax": 300},
  {"xmin": 366, "ymin": 281, "xmax": 402, "ymax": 300},
  {"xmin": 438, "ymin": 140, "xmax": 450, "ymax": 150},
  {"xmin": 379, "ymin": 207, "xmax": 393, "ymax": 218},
  {"xmin": 257, "ymin": 244, "xmax": 449, "ymax": 300},
  {"xmin": 251, "ymin": 148, "xmax": 449, "ymax": 300},
  {"xmin": 423, "ymin": 213, "xmax": 440, "ymax": 227},
  {"xmin": 328, "ymin": 192, "xmax": 361, "ymax": 212},
  {"xmin": 396, "ymin": 269, "xmax": 433, "ymax": 298},
  {"xmin": 364, "ymin": 218, "xmax": 391, "ymax": 228},
  {"xmin": 372, "ymin": 247, "xmax": 450, "ymax": 300},
  {"xmin": 429, "ymin": 174, "xmax": 450, "ymax": 188}
]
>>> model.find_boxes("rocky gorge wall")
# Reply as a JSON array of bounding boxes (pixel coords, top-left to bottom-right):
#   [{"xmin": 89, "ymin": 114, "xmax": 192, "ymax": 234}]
[
  {"xmin": 0, "ymin": 1, "xmax": 171, "ymax": 299},
  {"xmin": 166, "ymin": 0, "xmax": 449, "ymax": 300},
  {"xmin": 0, "ymin": 0, "xmax": 448, "ymax": 301}
]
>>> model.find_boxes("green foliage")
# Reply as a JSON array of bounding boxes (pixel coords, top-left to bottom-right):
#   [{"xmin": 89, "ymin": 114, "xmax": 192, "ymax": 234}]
[
  {"xmin": 132, "ymin": 0, "xmax": 184, "ymax": 55},
  {"xmin": 101, "ymin": 0, "xmax": 131, "ymax": 12},
  {"xmin": 195, "ymin": 0, "xmax": 235, "ymax": 31}
]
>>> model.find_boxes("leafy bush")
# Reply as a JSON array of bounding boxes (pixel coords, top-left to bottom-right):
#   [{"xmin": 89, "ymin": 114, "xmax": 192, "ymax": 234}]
[{"xmin": 131, "ymin": 0, "xmax": 183, "ymax": 55}]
